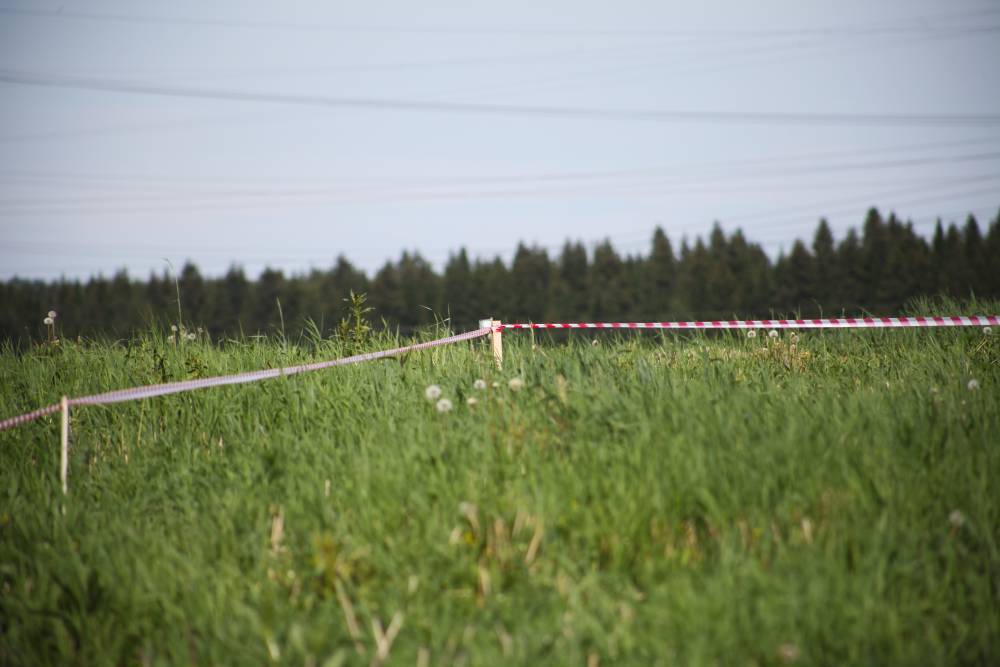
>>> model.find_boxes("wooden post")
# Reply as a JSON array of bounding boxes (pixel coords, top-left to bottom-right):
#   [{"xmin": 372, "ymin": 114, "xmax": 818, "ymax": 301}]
[
  {"xmin": 480, "ymin": 318, "xmax": 503, "ymax": 370},
  {"xmin": 491, "ymin": 319, "xmax": 503, "ymax": 370},
  {"xmin": 60, "ymin": 395, "xmax": 69, "ymax": 495}
]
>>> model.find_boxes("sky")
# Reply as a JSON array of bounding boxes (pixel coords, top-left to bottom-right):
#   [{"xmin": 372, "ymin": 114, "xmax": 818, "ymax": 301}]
[{"xmin": 1, "ymin": 0, "xmax": 998, "ymax": 281}]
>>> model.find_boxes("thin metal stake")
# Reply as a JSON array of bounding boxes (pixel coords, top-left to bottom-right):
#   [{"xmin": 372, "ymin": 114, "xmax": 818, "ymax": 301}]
[{"xmin": 60, "ymin": 395, "xmax": 69, "ymax": 495}]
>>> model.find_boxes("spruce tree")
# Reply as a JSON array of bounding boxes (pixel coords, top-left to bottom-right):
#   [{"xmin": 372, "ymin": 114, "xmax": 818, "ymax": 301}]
[{"xmin": 644, "ymin": 227, "xmax": 676, "ymax": 319}]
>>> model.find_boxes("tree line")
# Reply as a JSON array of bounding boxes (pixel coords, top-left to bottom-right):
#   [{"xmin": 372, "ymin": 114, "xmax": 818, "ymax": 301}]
[{"xmin": 2, "ymin": 207, "xmax": 997, "ymax": 343}]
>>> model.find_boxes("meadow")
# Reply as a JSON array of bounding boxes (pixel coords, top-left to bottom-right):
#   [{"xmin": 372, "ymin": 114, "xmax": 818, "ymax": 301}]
[{"xmin": 1, "ymin": 302, "xmax": 998, "ymax": 666}]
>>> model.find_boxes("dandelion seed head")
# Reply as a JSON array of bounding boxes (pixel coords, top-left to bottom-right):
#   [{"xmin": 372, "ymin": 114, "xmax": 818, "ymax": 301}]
[
  {"xmin": 591, "ymin": 338, "xmax": 600, "ymax": 347},
  {"xmin": 984, "ymin": 326, "xmax": 993, "ymax": 336},
  {"xmin": 47, "ymin": 310, "xmax": 57, "ymax": 319},
  {"xmin": 466, "ymin": 397, "xmax": 478, "ymax": 407},
  {"xmin": 491, "ymin": 381, "xmax": 500, "ymax": 389},
  {"xmin": 424, "ymin": 384, "xmax": 442, "ymax": 401},
  {"xmin": 967, "ymin": 379, "xmax": 980, "ymax": 391},
  {"xmin": 768, "ymin": 329, "xmax": 779, "ymax": 338},
  {"xmin": 436, "ymin": 398, "xmax": 453, "ymax": 413},
  {"xmin": 43, "ymin": 317, "xmax": 53, "ymax": 325},
  {"xmin": 508, "ymin": 377, "xmax": 525, "ymax": 391},
  {"xmin": 473, "ymin": 379, "xmax": 487, "ymax": 391},
  {"xmin": 747, "ymin": 329, "xmax": 757, "ymax": 339},
  {"xmin": 949, "ymin": 509, "xmax": 965, "ymax": 528},
  {"xmin": 171, "ymin": 324, "xmax": 178, "ymax": 332},
  {"xmin": 777, "ymin": 643, "xmax": 800, "ymax": 664},
  {"xmin": 186, "ymin": 332, "xmax": 197, "ymax": 341}
]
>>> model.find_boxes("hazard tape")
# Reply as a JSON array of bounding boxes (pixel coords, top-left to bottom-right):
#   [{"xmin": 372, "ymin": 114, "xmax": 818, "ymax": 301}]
[
  {"xmin": 497, "ymin": 316, "xmax": 999, "ymax": 330},
  {"xmin": 0, "ymin": 327, "xmax": 491, "ymax": 433}
]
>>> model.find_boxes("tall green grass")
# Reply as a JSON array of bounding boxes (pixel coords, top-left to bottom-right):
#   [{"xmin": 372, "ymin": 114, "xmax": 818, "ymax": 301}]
[{"xmin": 1, "ymin": 302, "xmax": 998, "ymax": 665}]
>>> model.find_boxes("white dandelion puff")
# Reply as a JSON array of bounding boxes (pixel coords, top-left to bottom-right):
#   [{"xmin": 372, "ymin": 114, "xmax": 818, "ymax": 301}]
[
  {"xmin": 473, "ymin": 379, "xmax": 487, "ymax": 391},
  {"xmin": 43, "ymin": 317, "xmax": 54, "ymax": 325},
  {"xmin": 171, "ymin": 324, "xmax": 178, "ymax": 332},
  {"xmin": 186, "ymin": 332, "xmax": 197, "ymax": 341},
  {"xmin": 47, "ymin": 310, "xmax": 57, "ymax": 319},
  {"xmin": 747, "ymin": 329, "xmax": 757, "ymax": 339},
  {"xmin": 768, "ymin": 329, "xmax": 779, "ymax": 338},
  {"xmin": 424, "ymin": 384, "xmax": 442, "ymax": 401},
  {"xmin": 967, "ymin": 379, "xmax": 980, "ymax": 391},
  {"xmin": 466, "ymin": 397, "xmax": 478, "ymax": 407},
  {"xmin": 508, "ymin": 378, "xmax": 525, "ymax": 391},
  {"xmin": 949, "ymin": 510, "xmax": 965, "ymax": 528},
  {"xmin": 491, "ymin": 381, "xmax": 500, "ymax": 389},
  {"xmin": 591, "ymin": 338, "xmax": 600, "ymax": 347},
  {"xmin": 436, "ymin": 398, "xmax": 453, "ymax": 413},
  {"xmin": 984, "ymin": 326, "xmax": 993, "ymax": 336}
]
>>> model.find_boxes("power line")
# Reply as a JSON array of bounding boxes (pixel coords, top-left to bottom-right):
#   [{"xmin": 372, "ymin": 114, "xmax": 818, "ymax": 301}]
[
  {"xmin": 2, "ymin": 69, "xmax": 998, "ymax": 127},
  {"xmin": 2, "ymin": 149, "xmax": 997, "ymax": 214},
  {"xmin": 2, "ymin": 5, "xmax": 997, "ymax": 38}
]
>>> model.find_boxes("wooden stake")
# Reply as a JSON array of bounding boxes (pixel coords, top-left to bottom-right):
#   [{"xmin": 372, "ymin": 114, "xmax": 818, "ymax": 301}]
[
  {"xmin": 480, "ymin": 318, "xmax": 504, "ymax": 370},
  {"xmin": 60, "ymin": 395, "xmax": 69, "ymax": 495},
  {"xmin": 491, "ymin": 319, "xmax": 503, "ymax": 370}
]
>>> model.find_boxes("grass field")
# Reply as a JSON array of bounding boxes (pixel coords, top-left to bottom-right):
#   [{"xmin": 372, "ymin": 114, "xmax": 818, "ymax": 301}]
[{"xmin": 1, "ymin": 302, "xmax": 998, "ymax": 666}]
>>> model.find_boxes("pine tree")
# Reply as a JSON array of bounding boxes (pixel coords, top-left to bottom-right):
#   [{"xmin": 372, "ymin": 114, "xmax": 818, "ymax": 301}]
[
  {"xmin": 443, "ymin": 248, "xmax": 476, "ymax": 329},
  {"xmin": 644, "ymin": 227, "xmax": 676, "ymax": 319},
  {"xmin": 550, "ymin": 241, "xmax": 589, "ymax": 320},
  {"xmin": 252, "ymin": 268, "xmax": 286, "ymax": 334},
  {"xmin": 209, "ymin": 266, "xmax": 249, "ymax": 335},
  {"xmin": 811, "ymin": 219, "xmax": 836, "ymax": 310},
  {"xmin": 587, "ymin": 240, "xmax": 629, "ymax": 320},
  {"xmin": 509, "ymin": 244, "xmax": 551, "ymax": 321},
  {"xmin": 674, "ymin": 238, "xmax": 710, "ymax": 318}
]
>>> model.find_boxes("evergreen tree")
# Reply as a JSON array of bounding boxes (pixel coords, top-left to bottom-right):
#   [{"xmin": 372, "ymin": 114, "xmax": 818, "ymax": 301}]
[
  {"xmin": 442, "ymin": 249, "xmax": 476, "ymax": 329},
  {"xmin": 178, "ymin": 262, "xmax": 207, "ymax": 325},
  {"xmin": 550, "ymin": 242, "xmax": 589, "ymax": 320},
  {"xmin": 252, "ymin": 268, "xmax": 286, "ymax": 334},
  {"xmin": 774, "ymin": 240, "xmax": 814, "ymax": 313},
  {"xmin": 674, "ymin": 238, "xmax": 710, "ymax": 318},
  {"xmin": 508, "ymin": 244, "xmax": 551, "ymax": 322},
  {"xmin": 587, "ymin": 240, "xmax": 629, "ymax": 320},
  {"xmin": 811, "ymin": 219, "xmax": 837, "ymax": 309},
  {"xmin": 644, "ymin": 227, "xmax": 675, "ymax": 319}
]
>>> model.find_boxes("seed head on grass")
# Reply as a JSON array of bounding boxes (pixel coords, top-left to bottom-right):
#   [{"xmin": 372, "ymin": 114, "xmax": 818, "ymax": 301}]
[
  {"xmin": 186, "ymin": 332, "xmax": 196, "ymax": 341},
  {"xmin": 47, "ymin": 310, "xmax": 57, "ymax": 319},
  {"xmin": 984, "ymin": 326, "xmax": 993, "ymax": 336},
  {"xmin": 949, "ymin": 510, "xmax": 965, "ymax": 529},
  {"xmin": 425, "ymin": 384, "xmax": 442, "ymax": 401},
  {"xmin": 508, "ymin": 378, "xmax": 525, "ymax": 392},
  {"xmin": 768, "ymin": 329, "xmax": 779, "ymax": 339},
  {"xmin": 777, "ymin": 643, "xmax": 800, "ymax": 664},
  {"xmin": 43, "ymin": 317, "xmax": 54, "ymax": 326},
  {"xmin": 436, "ymin": 398, "xmax": 453, "ymax": 413},
  {"xmin": 967, "ymin": 379, "xmax": 979, "ymax": 391},
  {"xmin": 747, "ymin": 329, "xmax": 757, "ymax": 339},
  {"xmin": 466, "ymin": 397, "xmax": 478, "ymax": 407},
  {"xmin": 473, "ymin": 379, "xmax": 487, "ymax": 391}
]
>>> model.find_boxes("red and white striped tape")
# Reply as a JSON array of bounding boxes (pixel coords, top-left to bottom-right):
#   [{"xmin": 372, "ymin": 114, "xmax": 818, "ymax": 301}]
[
  {"xmin": 0, "ymin": 327, "xmax": 491, "ymax": 433},
  {"xmin": 497, "ymin": 316, "xmax": 999, "ymax": 331}
]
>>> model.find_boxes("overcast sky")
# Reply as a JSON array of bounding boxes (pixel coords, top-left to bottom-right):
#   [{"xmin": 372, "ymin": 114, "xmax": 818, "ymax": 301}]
[{"xmin": 1, "ymin": 0, "xmax": 998, "ymax": 281}]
